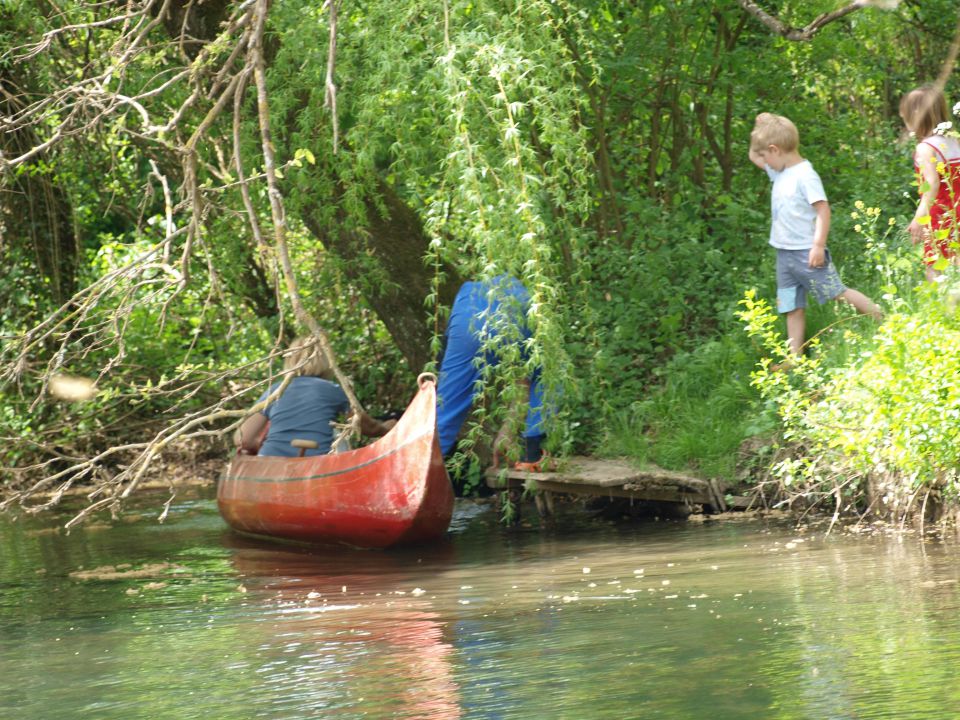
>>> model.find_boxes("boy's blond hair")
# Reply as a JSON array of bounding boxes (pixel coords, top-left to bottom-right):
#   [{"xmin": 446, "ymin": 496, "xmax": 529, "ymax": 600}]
[
  {"xmin": 283, "ymin": 335, "xmax": 334, "ymax": 379},
  {"xmin": 899, "ymin": 85, "xmax": 949, "ymax": 140},
  {"xmin": 750, "ymin": 112, "xmax": 800, "ymax": 153}
]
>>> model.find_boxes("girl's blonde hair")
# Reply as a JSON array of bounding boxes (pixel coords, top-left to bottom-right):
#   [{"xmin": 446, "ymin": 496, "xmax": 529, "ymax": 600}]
[
  {"xmin": 283, "ymin": 335, "xmax": 334, "ymax": 379},
  {"xmin": 750, "ymin": 112, "xmax": 799, "ymax": 153},
  {"xmin": 899, "ymin": 85, "xmax": 949, "ymax": 140}
]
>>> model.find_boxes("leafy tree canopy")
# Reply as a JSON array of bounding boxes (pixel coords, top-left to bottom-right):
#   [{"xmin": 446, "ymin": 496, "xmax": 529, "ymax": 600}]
[{"xmin": 1, "ymin": 0, "xmax": 957, "ymax": 522}]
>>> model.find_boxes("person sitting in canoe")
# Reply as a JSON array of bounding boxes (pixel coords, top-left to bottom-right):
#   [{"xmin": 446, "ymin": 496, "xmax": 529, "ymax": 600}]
[
  {"xmin": 436, "ymin": 275, "xmax": 547, "ymax": 472},
  {"xmin": 234, "ymin": 335, "xmax": 396, "ymax": 457}
]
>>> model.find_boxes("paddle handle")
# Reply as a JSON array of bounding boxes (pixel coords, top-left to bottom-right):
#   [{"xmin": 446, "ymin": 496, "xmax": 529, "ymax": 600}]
[
  {"xmin": 417, "ymin": 372, "xmax": 437, "ymax": 388},
  {"xmin": 291, "ymin": 438, "xmax": 319, "ymax": 458}
]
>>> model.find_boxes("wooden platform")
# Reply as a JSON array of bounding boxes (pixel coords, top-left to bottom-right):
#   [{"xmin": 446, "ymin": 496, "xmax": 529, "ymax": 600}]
[{"xmin": 485, "ymin": 456, "xmax": 730, "ymax": 514}]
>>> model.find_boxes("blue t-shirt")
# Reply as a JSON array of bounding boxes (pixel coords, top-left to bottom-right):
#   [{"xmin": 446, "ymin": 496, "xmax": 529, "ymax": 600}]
[{"xmin": 256, "ymin": 376, "xmax": 350, "ymax": 457}]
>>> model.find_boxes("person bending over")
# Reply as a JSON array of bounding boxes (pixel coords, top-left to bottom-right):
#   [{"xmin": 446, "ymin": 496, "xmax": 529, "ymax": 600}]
[{"xmin": 436, "ymin": 275, "xmax": 546, "ymax": 469}]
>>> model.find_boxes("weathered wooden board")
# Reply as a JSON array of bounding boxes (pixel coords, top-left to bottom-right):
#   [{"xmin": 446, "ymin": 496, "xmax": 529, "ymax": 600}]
[{"xmin": 485, "ymin": 456, "xmax": 728, "ymax": 512}]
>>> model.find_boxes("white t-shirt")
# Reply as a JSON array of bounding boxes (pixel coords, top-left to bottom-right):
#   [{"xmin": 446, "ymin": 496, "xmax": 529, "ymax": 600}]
[{"xmin": 765, "ymin": 160, "xmax": 827, "ymax": 250}]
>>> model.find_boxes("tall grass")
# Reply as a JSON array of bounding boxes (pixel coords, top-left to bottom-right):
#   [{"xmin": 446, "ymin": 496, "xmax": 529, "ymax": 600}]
[{"xmin": 600, "ymin": 334, "xmax": 770, "ymax": 480}]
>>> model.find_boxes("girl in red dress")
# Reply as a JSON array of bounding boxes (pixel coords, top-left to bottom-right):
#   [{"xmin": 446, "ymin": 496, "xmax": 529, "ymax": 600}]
[{"xmin": 899, "ymin": 85, "xmax": 960, "ymax": 281}]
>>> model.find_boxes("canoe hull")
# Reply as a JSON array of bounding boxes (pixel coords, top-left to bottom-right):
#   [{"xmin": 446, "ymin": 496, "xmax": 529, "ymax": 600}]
[{"xmin": 218, "ymin": 378, "xmax": 454, "ymax": 549}]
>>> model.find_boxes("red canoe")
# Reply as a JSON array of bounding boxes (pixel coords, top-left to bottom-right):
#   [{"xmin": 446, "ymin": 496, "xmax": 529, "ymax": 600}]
[{"xmin": 218, "ymin": 374, "xmax": 455, "ymax": 549}]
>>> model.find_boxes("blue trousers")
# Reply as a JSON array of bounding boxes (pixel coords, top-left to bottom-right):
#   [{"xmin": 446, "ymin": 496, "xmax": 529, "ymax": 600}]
[{"xmin": 436, "ymin": 279, "xmax": 544, "ymax": 457}]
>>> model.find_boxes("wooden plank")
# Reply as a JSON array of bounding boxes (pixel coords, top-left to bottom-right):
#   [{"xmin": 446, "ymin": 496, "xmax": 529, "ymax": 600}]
[
  {"xmin": 485, "ymin": 456, "xmax": 726, "ymax": 510},
  {"xmin": 708, "ymin": 478, "xmax": 728, "ymax": 513},
  {"xmin": 486, "ymin": 457, "xmax": 708, "ymax": 489},
  {"xmin": 533, "ymin": 479, "xmax": 714, "ymax": 505},
  {"xmin": 726, "ymin": 494, "xmax": 759, "ymax": 510}
]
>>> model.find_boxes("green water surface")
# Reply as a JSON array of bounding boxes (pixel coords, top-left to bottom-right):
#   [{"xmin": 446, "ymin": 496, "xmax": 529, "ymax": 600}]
[{"xmin": 2, "ymin": 488, "xmax": 960, "ymax": 719}]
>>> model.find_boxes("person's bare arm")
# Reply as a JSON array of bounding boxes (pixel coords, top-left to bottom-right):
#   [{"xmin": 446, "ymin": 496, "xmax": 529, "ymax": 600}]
[
  {"xmin": 235, "ymin": 413, "xmax": 268, "ymax": 454},
  {"xmin": 809, "ymin": 200, "xmax": 830, "ymax": 268},
  {"xmin": 356, "ymin": 411, "xmax": 396, "ymax": 437},
  {"xmin": 910, "ymin": 144, "xmax": 940, "ymax": 244},
  {"xmin": 492, "ymin": 378, "xmax": 531, "ymax": 464}
]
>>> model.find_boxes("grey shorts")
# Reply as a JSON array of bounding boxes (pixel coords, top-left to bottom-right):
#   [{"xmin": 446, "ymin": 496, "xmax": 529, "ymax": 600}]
[{"xmin": 775, "ymin": 248, "xmax": 846, "ymax": 314}]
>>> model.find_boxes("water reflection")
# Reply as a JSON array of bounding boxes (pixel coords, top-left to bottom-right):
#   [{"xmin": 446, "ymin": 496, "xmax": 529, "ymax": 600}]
[{"xmin": 228, "ymin": 541, "xmax": 463, "ymax": 719}]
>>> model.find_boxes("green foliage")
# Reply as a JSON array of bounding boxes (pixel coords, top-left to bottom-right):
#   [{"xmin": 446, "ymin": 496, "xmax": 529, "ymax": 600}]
[
  {"xmin": 816, "ymin": 305, "xmax": 960, "ymax": 481},
  {"xmin": 600, "ymin": 333, "xmax": 767, "ymax": 480},
  {"xmin": 6, "ymin": 0, "xmax": 960, "ymax": 515},
  {"xmin": 740, "ymin": 246, "xmax": 960, "ymax": 508}
]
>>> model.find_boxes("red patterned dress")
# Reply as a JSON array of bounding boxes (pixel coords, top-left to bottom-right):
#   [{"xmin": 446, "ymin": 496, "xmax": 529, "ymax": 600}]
[{"xmin": 915, "ymin": 137, "xmax": 960, "ymax": 265}]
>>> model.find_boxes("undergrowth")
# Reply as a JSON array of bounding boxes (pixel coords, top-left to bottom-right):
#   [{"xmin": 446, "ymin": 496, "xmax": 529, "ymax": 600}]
[
  {"xmin": 601, "ymin": 199, "xmax": 960, "ymax": 533},
  {"xmin": 737, "ymin": 203, "xmax": 960, "ymax": 525}
]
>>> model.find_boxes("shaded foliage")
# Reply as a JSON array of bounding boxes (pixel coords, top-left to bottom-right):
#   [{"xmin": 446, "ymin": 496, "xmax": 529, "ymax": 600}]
[{"xmin": 2, "ymin": 0, "xmax": 960, "ymax": 520}]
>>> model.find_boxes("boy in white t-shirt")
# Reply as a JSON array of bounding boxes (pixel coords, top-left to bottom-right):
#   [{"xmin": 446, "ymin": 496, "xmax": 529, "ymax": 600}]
[{"xmin": 748, "ymin": 112, "xmax": 882, "ymax": 360}]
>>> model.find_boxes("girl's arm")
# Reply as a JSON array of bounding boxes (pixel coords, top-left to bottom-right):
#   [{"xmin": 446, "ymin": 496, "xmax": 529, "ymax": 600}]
[{"xmin": 910, "ymin": 143, "xmax": 940, "ymax": 244}]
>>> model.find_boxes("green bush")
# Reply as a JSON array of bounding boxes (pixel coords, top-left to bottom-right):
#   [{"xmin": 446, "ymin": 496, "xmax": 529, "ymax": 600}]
[{"xmin": 740, "ymin": 259, "xmax": 960, "ymax": 512}]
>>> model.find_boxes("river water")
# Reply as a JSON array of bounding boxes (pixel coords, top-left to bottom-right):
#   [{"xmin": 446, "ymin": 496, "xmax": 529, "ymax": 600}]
[{"xmin": 2, "ymin": 488, "xmax": 960, "ymax": 719}]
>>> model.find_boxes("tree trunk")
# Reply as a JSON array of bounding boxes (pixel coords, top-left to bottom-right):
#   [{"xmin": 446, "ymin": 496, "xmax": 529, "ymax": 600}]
[
  {"xmin": 157, "ymin": 0, "xmax": 233, "ymax": 59},
  {"xmin": 300, "ymin": 177, "xmax": 462, "ymax": 373},
  {"xmin": 0, "ymin": 69, "xmax": 78, "ymax": 306},
  {"xmin": 156, "ymin": 0, "xmax": 461, "ymax": 371}
]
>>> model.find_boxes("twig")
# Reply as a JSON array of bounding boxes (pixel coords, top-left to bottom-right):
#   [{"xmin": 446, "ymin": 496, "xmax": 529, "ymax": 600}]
[{"xmin": 248, "ymin": 0, "xmax": 363, "ymax": 436}]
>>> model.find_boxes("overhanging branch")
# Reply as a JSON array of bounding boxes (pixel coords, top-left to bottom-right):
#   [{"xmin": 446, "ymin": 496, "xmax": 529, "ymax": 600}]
[{"xmin": 736, "ymin": 0, "xmax": 868, "ymax": 41}]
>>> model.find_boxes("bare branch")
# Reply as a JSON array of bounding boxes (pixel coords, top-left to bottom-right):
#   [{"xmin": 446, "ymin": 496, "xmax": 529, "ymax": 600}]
[
  {"xmin": 248, "ymin": 0, "xmax": 364, "ymax": 438},
  {"xmin": 935, "ymin": 12, "xmax": 960, "ymax": 91},
  {"xmin": 7, "ymin": 8, "xmax": 146, "ymax": 63},
  {"xmin": 324, "ymin": 0, "xmax": 340, "ymax": 154},
  {"xmin": 736, "ymin": 0, "xmax": 869, "ymax": 41},
  {"xmin": 0, "ymin": 0, "xmax": 378, "ymax": 523}
]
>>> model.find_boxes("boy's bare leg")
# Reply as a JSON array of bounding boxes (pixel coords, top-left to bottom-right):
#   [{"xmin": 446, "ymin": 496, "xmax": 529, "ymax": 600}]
[
  {"xmin": 785, "ymin": 308, "xmax": 806, "ymax": 356},
  {"xmin": 836, "ymin": 289, "xmax": 883, "ymax": 320}
]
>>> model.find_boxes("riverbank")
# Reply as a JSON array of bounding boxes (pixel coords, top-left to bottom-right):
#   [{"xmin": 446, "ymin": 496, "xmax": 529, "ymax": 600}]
[{"xmin": 6, "ymin": 432, "xmax": 960, "ymax": 540}]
